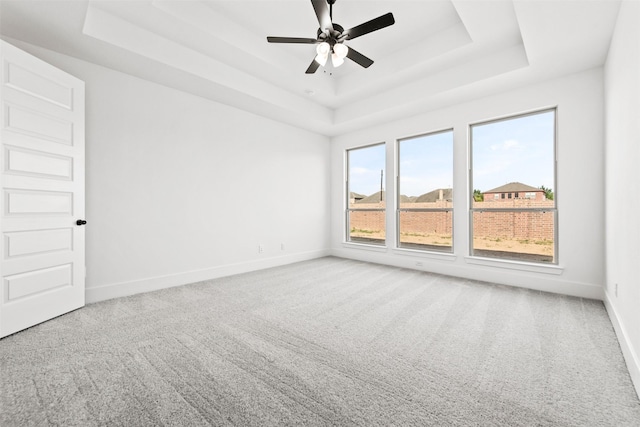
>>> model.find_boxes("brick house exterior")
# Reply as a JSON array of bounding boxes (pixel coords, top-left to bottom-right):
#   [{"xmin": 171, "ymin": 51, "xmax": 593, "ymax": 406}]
[{"xmin": 482, "ymin": 182, "xmax": 545, "ymax": 202}]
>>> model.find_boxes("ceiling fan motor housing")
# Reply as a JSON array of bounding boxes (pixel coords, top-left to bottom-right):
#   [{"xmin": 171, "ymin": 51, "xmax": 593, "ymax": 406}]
[{"xmin": 317, "ymin": 23, "xmax": 344, "ymax": 44}]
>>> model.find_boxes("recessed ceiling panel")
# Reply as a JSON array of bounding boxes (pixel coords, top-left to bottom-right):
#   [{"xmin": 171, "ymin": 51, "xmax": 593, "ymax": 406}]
[{"xmin": 0, "ymin": 0, "xmax": 624, "ymax": 137}]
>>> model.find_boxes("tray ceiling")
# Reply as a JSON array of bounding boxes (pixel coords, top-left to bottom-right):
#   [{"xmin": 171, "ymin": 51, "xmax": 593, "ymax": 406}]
[{"xmin": 0, "ymin": 0, "xmax": 621, "ymax": 136}]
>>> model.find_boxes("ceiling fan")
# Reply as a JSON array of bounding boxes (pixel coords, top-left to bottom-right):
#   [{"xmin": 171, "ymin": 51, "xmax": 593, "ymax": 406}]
[{"xmin": 266, "ymin": 0, "xmax": 395, "ymax": 74}]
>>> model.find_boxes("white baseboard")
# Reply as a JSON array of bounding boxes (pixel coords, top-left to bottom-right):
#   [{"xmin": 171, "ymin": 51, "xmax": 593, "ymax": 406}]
[
  {"xmin": 331, "ymin": 247, "xmax": 604, "ymax": 300},
  {"xmin": 85, "ymin": 249, "xmax": 330, "ymax": 304},
  {"xmin": 603, "ymin": 292, "xmax": 640, "ymax": 400}
]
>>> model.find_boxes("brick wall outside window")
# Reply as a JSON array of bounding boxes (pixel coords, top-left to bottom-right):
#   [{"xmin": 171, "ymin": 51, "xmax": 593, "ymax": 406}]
[{"xmin": 349, "ymin": 198, "xmax": 554, "ymax": 241}]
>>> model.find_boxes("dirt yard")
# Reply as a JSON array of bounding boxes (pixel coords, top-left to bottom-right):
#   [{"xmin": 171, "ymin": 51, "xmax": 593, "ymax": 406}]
[{"xmin": 350, "ymin": 229, "xmax": 553, "ymax": 258}]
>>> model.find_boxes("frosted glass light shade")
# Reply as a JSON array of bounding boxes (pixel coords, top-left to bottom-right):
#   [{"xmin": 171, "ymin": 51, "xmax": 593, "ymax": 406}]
[
  {"xmin": 315, "ymin": 53, "xmax": 328, "ymax": 66},
  {"xmin": 314, "ymin": 42, "xmax": 331, "ymax": 66},
  {"xmin": 331, "ymin": 53, "xmax": 345, "ymax": 67},
  {"xmin": 316, "ymin": 42, "xmax": 330, "ymax": 55},
  {"xmin": 333, "ymin": 43, "xmax": 348, "ymax": 59}
]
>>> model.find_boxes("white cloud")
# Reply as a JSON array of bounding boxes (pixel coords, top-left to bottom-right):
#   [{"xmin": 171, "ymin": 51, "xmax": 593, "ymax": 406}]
[
  {"xmin": 490, "ymin": 139, "xmax": 521, "ymax": 151},
  {"xmin": 503, "ymin": 139, "xmax": 520, "ymax": 149},
  {"xmin": 351, "ymin": 167, "xmax": 372, "ymax": 175}
]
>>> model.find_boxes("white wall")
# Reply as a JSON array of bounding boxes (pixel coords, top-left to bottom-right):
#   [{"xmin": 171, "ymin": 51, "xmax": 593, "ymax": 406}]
[
  {"xmin": 604, "ymin": 0, "xmax": 640, "ymax": 397},
  {"xmin": 331, "ymin": 68, "xmax": 605, "ymax": 299},
  {"xmin": 6, "ymin": 40, "xmax": 331, "ymax": 302}
]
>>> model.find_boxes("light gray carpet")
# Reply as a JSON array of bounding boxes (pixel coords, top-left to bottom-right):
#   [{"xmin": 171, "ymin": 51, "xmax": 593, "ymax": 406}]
[{"xmin": 2, "ymin": 257, "xmax": 639, "ymax": 426}]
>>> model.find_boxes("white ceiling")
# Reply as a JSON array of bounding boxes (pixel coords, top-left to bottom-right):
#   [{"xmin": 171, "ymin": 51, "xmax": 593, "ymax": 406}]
[{"xmin": 0, "ymin": 0, "xmax": 622, "ymax": 136}]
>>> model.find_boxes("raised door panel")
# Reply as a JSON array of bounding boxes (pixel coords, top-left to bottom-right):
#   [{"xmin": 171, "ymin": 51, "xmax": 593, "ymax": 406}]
[
  {"xmin": 4, "ymin": 228, "xmax": 73, "ymax": 258},
  {"xmin": 4, "ymin": 62, "xmax": 73, "ymax": 109},
  {"xmin": 4, "ymin": 104, "xmax": 74, "ymax": 145},
  {"xmin": 5, "ymin": 189, "xmax": 73, "ymax": 215},
  {"xmin": 5, "ymin": 263, "xmax": 72, "ymax": 301},
  {"xmin": 5, "ymin": 145, "xmax": 73, "ymax": 180}
]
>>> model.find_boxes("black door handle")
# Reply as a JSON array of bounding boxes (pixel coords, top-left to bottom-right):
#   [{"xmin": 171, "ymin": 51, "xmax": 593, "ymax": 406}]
[{"xmin": 76, "ymin": 219, "xmax": 87, "ymax": 226}]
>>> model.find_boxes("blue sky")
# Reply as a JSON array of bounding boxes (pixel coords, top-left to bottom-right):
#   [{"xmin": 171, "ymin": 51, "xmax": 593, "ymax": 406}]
[
  {"xmin": 399, "ymin": 131, "xmax": 453, "ymax": 197},
  {"xmin": 472, "ymin": 110, "xmax": 555, "ymax": 192},
  {"xmin": 348, "ymin": 132, "xmax": 453, "ymax": 197},
  {"xmin": 348, "ymin": 110, "xmax": 555, "ymax": 197},
  {"xmin": 348, "ymin": 144, "xmax": 386, "ymax": 196}
]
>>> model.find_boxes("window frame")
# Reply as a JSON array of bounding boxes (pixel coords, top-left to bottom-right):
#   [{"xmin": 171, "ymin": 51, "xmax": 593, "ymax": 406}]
[
  {"xmin": 469, "ymin": 108, "xmax": 558, "ymax": 265},
  {"xmin": 345, "ymin": 142, "xmax": 387, "ymax": 246},
  {"xmin": 396, "ymin": 128, "xmax": 454, "ymax": 254}
]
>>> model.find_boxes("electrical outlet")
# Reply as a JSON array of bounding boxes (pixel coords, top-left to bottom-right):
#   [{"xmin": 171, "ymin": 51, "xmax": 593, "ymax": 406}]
[
  {"xmin": 258, "ymin": 244, "xmax": 263, "ymax": 253},
  {"xmin": 281, "ymin": 243, "xmax": 285, "ymax": 251},
  {"xmin": 415, "ymin": 261, "xmax": 424, "ymax": 267}
]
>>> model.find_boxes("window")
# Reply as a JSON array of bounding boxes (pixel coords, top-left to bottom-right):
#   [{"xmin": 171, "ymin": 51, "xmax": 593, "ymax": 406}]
[
  {"xmin": 346, "ymin": 143, "xmax": 386, "ymax": 245},
  {"xmin": 470, "ymin": 109, "xmax": 557, "ymax": 264},
  {"xmin": 397, "ymin": 130, "xmax": 453, "ymax": 252}
]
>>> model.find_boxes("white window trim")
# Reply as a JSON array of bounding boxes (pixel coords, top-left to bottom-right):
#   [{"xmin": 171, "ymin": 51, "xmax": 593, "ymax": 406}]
[
  {"xmin": 345, "ymin": 142, "xmax": 387, "ymax": 246},
  {"xmin": 342, "ymin": 242, "xmax": 388, "ymax": 252},
  {"xmin": 464, "ymin": 255, "xmax": 564, "ymax": 275},
  {"xmin": 469, "ymin": 107, "xmax": 558, "ymax": 266},
  {"xmin": 394, "ymin": 248, "xmax": 457, "ymax": 262},
  {"xmin": 396, "ymin": 128, "xmax": 454, "ymax": 254}
]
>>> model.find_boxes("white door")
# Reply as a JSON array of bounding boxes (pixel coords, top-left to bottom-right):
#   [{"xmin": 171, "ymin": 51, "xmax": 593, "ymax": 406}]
[{"xmin": 0, "ymin": 40, "xmax": 85, "ymax": 338}]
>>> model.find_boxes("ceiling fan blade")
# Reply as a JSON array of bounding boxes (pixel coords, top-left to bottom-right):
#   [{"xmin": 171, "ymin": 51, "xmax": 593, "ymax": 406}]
[
  {"xmin": 344, "ymin": 12, "xmax": 395, "ymax": 40},
  {"xmin": 267, "ymin": 37, "xmax": 318, "ymax": 44},
  {"xmin": 346, "ymin": 47, "xmax": 374, "ymax": 68},
  {"xmin": 305, "ymin": 59, "xmax": 321, "ymax": 74},
  {"xmin": 311, "ymin": 0, "xmax": 334, "ymax": 32}
]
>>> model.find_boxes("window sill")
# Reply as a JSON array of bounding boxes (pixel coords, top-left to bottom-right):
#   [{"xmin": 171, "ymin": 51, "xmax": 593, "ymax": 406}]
[
  {"xmin": 464, "ymin": 256, "xmax": 564, "ymax": 275},
  {"xmin": 342, "ymin": 242, "xmax": 388, "ymax": 253},
  {"xmin": 393, "ymin": 248, "xmax": 457, "ymax": 262}
]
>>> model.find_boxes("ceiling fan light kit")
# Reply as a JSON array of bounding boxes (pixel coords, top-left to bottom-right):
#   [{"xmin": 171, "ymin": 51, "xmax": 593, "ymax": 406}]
[
  {"xmin": 315, "ymin": 41, "xmax": 348, "ymax": 67},
  {"xmin": 267, "ymin": 0, "xmax": 395, "ymax": 74}
]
